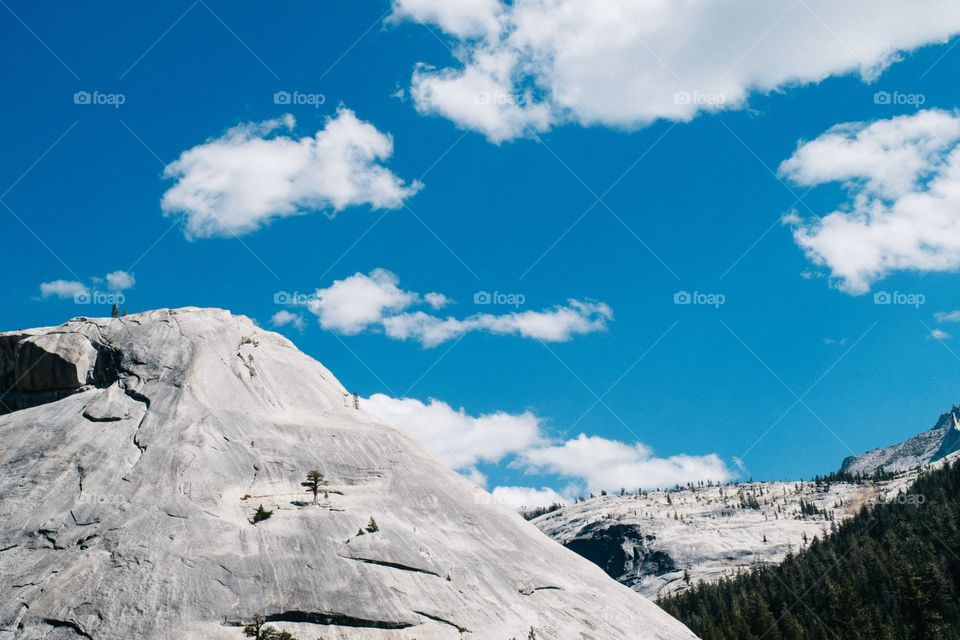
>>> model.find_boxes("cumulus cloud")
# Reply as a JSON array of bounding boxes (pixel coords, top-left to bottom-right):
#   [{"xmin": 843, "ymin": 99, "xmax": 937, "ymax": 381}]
[
  {"xmin": 40, "ymin": 269, "xmax": 136, "ymax": 300},
  {"xmin": 392, "ymin": 0, "xmax": 960, "ymax": 142},
  {"xmin": 520, "ymin": 434, "xmax": 735, "ymax": 494},
  {"xmin": 39, "ymin": 279, "xmax": 87, "ymax": 299},
  {"xmin": 389, "ymin": 0, "xmax": 502, "ymax": 39},
  {"xmin": 781, "ymin": 109, "xmax": 960, "ymax": 294},
  {"xmin": 931, "ymin": 328, "xmax": 952, "ymax": 340},
  {"xmin": 490, "ymin": 486, "xmax": 568, "ymax": 510},
  {"xmin": 270, "ymin": 310, "xmax": 304, "ymax": 331},
  {"xmin": 304, "ymin": 268, "xmax": 611, "ymax": 347},
  {"xmin": 307, "ymin": 268, "xmax": 418, "ymax": 334},
  {"xmin": 161, "ymin": 108, "xmax": 421, "ymax": 238},
  {"xmin": 363, "ymin": 394, "xmax": 544, "ymax": 469},
  {"xmin": 365, "ymin": 393, "xmax": 735, "ymax": 503},
  {"xmin": 105, "ymin": 270, "xmax": 135, "ymax": 291}
]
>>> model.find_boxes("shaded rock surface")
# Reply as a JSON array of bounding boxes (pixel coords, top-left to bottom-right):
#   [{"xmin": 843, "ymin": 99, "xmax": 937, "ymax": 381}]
[
  {"xmin": 15, "ymin": 333, "xmax": 98, "ymax": 392},
  {"xmin": 0, "ymin": 308, "xmax": 698, "ymax": 640}
]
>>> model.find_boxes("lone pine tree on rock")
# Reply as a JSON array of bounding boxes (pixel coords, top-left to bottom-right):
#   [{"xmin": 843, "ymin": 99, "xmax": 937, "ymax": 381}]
[
  {"xmin": 301, "ymin": 469, "xmax": 328, "ymax": 505},
  {"xmin": 243, "ymin": 614, "xmax": 297, "ymax": 640}
]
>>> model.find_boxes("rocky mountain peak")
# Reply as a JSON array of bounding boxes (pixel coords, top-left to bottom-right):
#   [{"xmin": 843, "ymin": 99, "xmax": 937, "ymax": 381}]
[
  {"xmin": 840, "ymin": 403, "xmax": 960, "ymax": 476},
  {"xmin": 0, "ymin": 308, "xmax": 698, "ymax": 639}
]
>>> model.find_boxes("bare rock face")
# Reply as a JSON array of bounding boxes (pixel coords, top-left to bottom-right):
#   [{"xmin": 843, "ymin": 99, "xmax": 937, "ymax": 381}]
[
  {"xmin": 0, "ymin": 308, "xmax": 699, "ymax": 640},
  {"xmin": 0, "ymin": 330, "xmax": 120, "ymax": 415},
  {"xmin": 15, "ymin": 333, "xmax": 99, "ymax": 391}
]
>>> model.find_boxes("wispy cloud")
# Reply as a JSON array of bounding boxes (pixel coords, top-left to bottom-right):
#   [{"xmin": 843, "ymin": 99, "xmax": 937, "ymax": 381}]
[
  {"xmin": 302, "ymin": 268, "xmax": 611, "ymax": 347},
  {"xmin": 39, "ymin": 279, "xmax": 88, "ymax": 299},
  {"xmin": 365, "ymin": 393, "xmax": 735, "ymax": 500},
  {"xmin": 931, "ymin": 328, "xmax": 951, "ymax": 341},
  {"xmin": 270, "ymin": 309, "xmax": 304, "ymax": 331},
  {"xmin": 39, "ymin": 269, "xmax": 136, "ymax": 300}
]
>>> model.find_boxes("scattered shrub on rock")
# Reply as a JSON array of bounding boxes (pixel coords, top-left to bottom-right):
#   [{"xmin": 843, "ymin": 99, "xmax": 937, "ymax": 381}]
[{"xmin": 251, "ymin": 504, "xmax": 273, "ymax": 524}]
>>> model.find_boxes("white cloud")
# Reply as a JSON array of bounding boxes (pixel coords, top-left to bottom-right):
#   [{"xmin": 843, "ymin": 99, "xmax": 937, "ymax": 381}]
[
  {"xmin": 365, "ymin": 393, "xmax": 735, "ymax": 503},
  {"xmin": 304, "ymin": 268, "xmax": 612, "ymax": 347},
  {"xmin": 270, "ymin": 310, "xmax": 304, "ymax": 331},
  {"xmin": 40, "ymin": 270, "xmax": 138, "ymax": 300},
  {"xmin": 161, "ymin": 108, "xmax": 421, "ymax": 238},
  {"xmin": 490, "ymin": 486, "xmax": 567, "ymax": 510},
  {"xmin": 105, "ymin": 270, "xmax": 135, "ymax": 291},
  {"xmin": 461, "ymin": 467, "xmax": 488, "ymax": 487},
  {"xmin": 520, "ymin": 434, "xmax": 735, "ymax": 494},
  {"xmin": 423, "ymin": 291, "xmax": 450, "ymax": 310},
  {"xmin": 389, "ymin": 0, "xmax": 502, "ymax": 39},
  {"xmin": 935, "ymin": 310, "xmax": 960, "ymax": 323},
  {"xmin": 307, "ymin": 268, "xmax": 418, "ymax": 334},
  {"xmin": 39, "ymin": 279, "xmax": 87, "ymax": 299},
  {"xmin": 362, "ymin": 393, "xmax": 545, "ymax": 469},
  {"xmin": 931, "ymin": 328, "xmax": 951, "ymax": 340},
  {"xmin": 410, "ymin": 49, "xmax": 553, "ymax": 143},
  {"xmin": 781, "ymin": 109, "xmax": 960, "ymax": 294},
  {"xmin": 381, "ymin": 300, "xmax": 612, "ymax": 347},
  {"xmin": 393, "ymin": 0, "xmax": 960, "ymax": 142}
]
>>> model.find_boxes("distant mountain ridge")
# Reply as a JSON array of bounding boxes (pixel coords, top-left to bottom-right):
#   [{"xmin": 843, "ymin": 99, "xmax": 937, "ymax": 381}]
[
  {"xmin": 533, "ymin": 403, "xmax": 960, "ymax": 600},
  {"xmin": 840, "ymin": 405, "xmax": 960, "ymax": 476}
]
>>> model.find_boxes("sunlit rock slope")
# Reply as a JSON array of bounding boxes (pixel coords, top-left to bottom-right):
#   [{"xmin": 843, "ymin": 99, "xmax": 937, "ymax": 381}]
[{"xmin": 0, "ymin": 308, "xmax": 699, "ymax": 640}]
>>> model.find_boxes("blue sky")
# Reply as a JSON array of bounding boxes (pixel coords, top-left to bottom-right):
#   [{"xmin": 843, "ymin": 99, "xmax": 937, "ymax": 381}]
[{"xmin": 4, "ymin": 0, "xmax": 960, "ymax": 506}]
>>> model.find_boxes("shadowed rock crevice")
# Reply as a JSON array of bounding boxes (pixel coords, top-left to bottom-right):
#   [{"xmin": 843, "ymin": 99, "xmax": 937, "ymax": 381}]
[
  {"xmin": 337, "ymin": 554, "xmax": 443, "ymax": 578},
  {"xmin": 225, "ymin": 611, "xmax": 415, "ymax": 630},
  {"xmin": 412, "ymin": 610, "xmax": 470, "ymax": 633},
  {"xmin": 41, "ymin": 617, "xmax": 93, "ymax": 639}
]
